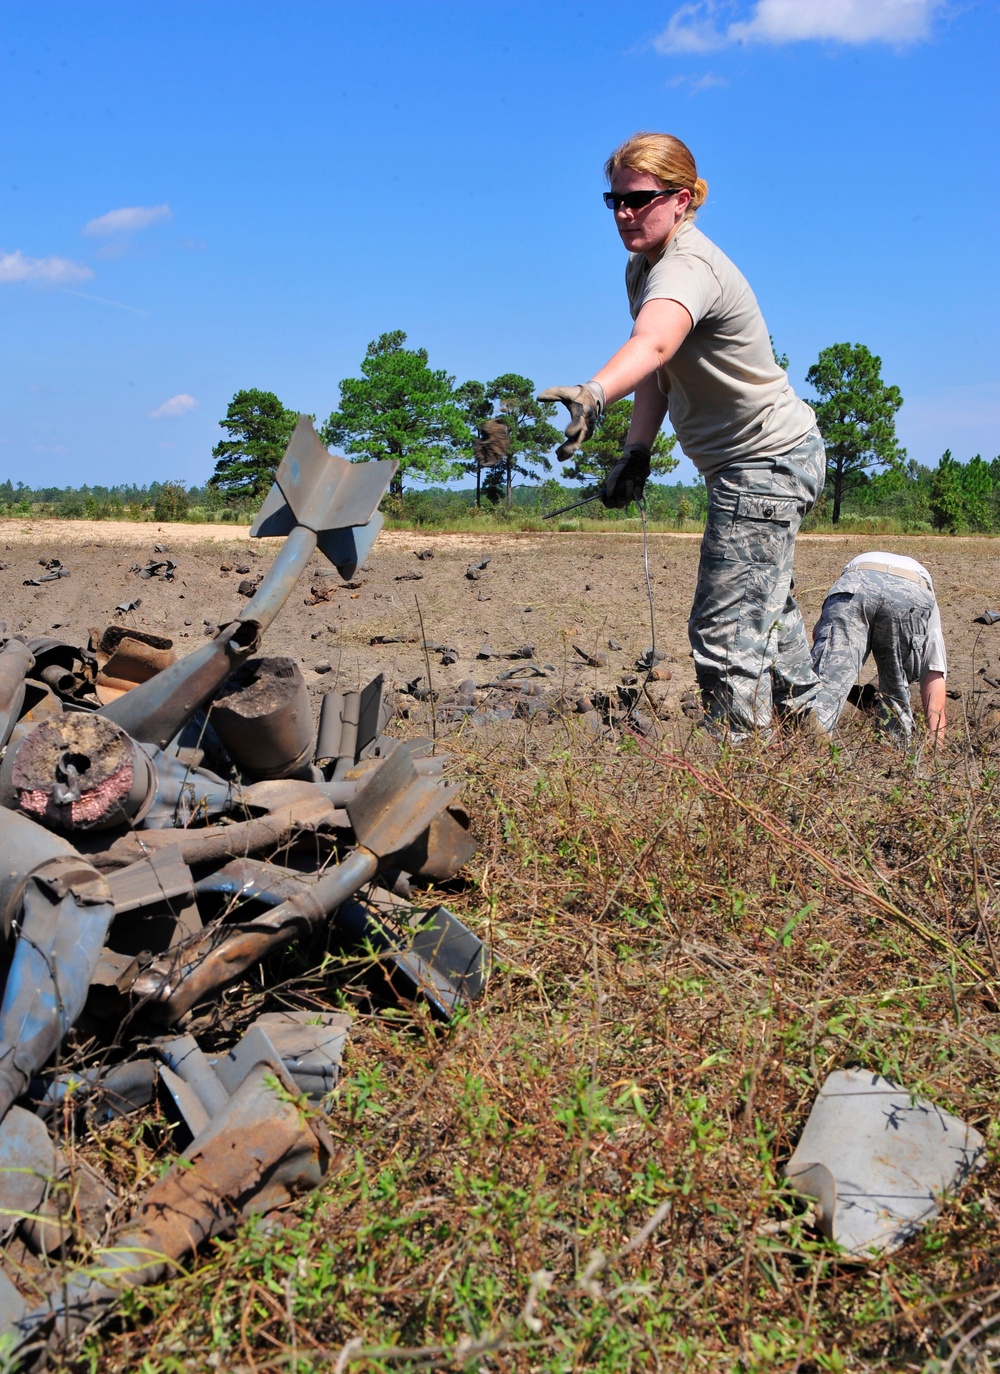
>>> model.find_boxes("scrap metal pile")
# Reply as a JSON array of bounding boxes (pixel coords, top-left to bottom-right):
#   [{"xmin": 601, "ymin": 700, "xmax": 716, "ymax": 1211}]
[{"xmin": 0, "ymin": 420, "xmax": 488, "ymax": 1366}]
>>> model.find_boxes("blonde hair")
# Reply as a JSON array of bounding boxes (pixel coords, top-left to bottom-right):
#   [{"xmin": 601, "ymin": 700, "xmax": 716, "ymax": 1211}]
[{"xmin": 604, "ymin": 132, "xmax": 708, "ymax": 221}]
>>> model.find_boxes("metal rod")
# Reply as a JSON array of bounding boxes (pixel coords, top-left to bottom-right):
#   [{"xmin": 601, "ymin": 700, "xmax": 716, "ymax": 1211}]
[{"xmin": 542, "ymin": 490, "xmax": 603, "ymax": 520}]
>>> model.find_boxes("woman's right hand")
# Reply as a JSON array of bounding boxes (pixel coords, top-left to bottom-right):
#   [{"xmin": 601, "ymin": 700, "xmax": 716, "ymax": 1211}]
[{"xmin": 537, "ymin": 383, "xmax": 605, "ymax": 462}]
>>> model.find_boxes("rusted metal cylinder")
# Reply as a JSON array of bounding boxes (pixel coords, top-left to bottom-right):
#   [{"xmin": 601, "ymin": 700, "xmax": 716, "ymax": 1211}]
[
  {"xmin": 2, "ymin": 714, "xmax": 156, "ymax": 832},
  {"xmin": 210, "ymin": 656, "xmax": 315, "ymax": 779},
  {"xmin": 314, "ymin": 689, "xmax": 345, "ymax": 763},
  {"xmin": 332, "ymin": 691, "xmax": 360, "ymax": 779},
  {"xmin": 0, "ymin": 638, "xmax": 34, "ymax": 751},
  {"xmin": 99, "ymin": 617, "xmax": 261, "ymax": 749}
]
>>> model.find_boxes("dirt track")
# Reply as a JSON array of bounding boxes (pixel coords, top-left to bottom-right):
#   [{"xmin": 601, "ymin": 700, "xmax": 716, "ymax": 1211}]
[{"xmin": 2, "ymin": 521, "xmax": 997, "ymax": 728}]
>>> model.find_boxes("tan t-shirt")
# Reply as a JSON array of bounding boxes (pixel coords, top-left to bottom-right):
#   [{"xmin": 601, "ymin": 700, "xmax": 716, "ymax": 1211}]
[{"xmin": 626, "ymin": 221, "xmax": 816, "ymax": 478}]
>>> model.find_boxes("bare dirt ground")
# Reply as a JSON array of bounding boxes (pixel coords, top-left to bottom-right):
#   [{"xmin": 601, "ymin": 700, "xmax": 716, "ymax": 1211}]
[{"xmin": 2, "ymin": 521, "xmax": 998, "ymax": 729}]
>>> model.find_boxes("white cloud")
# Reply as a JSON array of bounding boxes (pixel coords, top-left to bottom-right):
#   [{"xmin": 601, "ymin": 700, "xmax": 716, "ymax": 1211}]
[
  {"xmin": 0, "ymin": 250, "xmax": 94, "ymax": 285},
  {"xmin": 668, "ymin": 71, "xmax": 730, "ymax": 92},
  {"xmin": 655, "ymin": 0, "xmax": 941, "ymax": 51},
  {"xmin": 83, "ymin": 203, "xmax": 172, "ymax": 237},
  {"xmin": 655, "ymin": 2, "xmax": 728, "ymax": 52},
  {"xmin": 150, "ymin": 394, "xmax": 198, "ymax": 419}
]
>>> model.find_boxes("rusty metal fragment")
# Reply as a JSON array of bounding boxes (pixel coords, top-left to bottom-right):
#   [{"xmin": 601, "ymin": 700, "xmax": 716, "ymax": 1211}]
[
  {"xmin": 98, "ymin": 617, "xmax": 262, "ymax": 749},
  {"xmin": 106, "ymin": 846, "xmax": 195, "ymax": 914},
  {"xmin": 0, "ymin": 414, "xmax": 493, "ymax": 1364},
  {"xmin": 333, "ymin": 890, "xmax": 490, "ymax": 1019},
  {"xmin": 0, "ymin": 639, "xmax": 33, "ymax": 750},
  {"xmin": 94, "ymin": 626, "xmax": 176, "ymax": 703},
  {"xmin": 12, "ymin": 1062, "xmax": 332, "ymax": 1360},
  {"xmin": 0, "ymin": 813, "xmax": 114, "ymax": 1122},
  {"xmin": 210, "ymin": 656, "xmax": 314, "ymax": 779},
  {"xmin": 127, "ymin": 743, "xmax": 461, "ymax": 1021},
  {"xmin": 155, "ymin": 1012, "xmax": 351, "ymax": 1134}
]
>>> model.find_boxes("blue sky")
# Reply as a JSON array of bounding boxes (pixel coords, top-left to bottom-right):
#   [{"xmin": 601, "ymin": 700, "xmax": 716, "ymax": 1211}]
[{"xmin": 2, "ymin": 0, "xmax": 998, "ymax": 489}]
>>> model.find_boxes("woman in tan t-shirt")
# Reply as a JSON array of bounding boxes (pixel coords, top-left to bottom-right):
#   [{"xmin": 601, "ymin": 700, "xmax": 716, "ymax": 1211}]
[{"xmin": 540, "ymin": 132, "xmax": 826, "ymax": 740}]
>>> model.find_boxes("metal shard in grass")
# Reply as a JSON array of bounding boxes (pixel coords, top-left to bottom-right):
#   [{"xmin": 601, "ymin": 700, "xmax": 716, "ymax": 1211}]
[{"xmin": 784, "ymin": 1068, "xmax": 985, "ymax": 1257}]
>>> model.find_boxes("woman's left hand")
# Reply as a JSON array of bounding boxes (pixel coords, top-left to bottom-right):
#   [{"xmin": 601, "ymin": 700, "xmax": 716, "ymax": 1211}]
[{"xmin": 602, "ymin": 443, "xmax": 651, "ymax": 508}]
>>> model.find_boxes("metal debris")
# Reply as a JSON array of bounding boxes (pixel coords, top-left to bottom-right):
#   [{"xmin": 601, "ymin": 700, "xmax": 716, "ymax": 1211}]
[
  {"xmin": 572, "ymin": 643, "xmax": 607, "ymax": 668},
  {"xmin": 0, "ymin": 417, "xmax": 492, "ymax": 1364},
  {"xmin": 22, "ymin": 559, "xmax": 71, "ymax": 587},
  {"xmin": 130, "ymin": 557, "xmax": 177, "ymax": 580},
  {"xmin": 784, "ymin": 1069, "xmax": 985, "ymax": 1257}
]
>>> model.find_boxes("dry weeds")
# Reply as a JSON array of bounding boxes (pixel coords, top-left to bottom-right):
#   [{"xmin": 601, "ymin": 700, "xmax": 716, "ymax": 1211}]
[{"xmin": 54, "ymin": 704, "xmax": 1000, "ymax": 1374}]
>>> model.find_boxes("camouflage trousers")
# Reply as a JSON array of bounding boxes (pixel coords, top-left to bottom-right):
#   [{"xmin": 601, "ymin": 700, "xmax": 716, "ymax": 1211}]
[
  {"xmin": 689, "ymin": 429, "xmax": 826, "ymax": 736},
  {"xmin": 811, "ymin": 568, "xmax": 936, "ymax": 746}
]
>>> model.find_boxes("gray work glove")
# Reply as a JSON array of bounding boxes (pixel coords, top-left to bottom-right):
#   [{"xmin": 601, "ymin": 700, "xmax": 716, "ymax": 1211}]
[
  {"xmin": 538, "ymin": 382, "xmax": 605, "ymax": 463},
  {"xmin": 601, "ymin": 442, "xmax": 651, "ymax": 509}
]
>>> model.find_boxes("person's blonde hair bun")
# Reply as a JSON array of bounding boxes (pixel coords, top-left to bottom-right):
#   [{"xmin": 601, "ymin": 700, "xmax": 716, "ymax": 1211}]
[{"xmin": 605, "ymin": 132, "xmax": 707, "ymax": 220}]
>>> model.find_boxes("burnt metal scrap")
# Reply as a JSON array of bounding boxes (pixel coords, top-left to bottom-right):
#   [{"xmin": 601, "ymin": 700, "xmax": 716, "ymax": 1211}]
[
  {"xmin": 22, "ymin": 559, "xmax": 70, "ymax": 587},
  {"xmin": 397, "ymin": 648, "xmax": 676, "ymax": 738},
  {"xmin": 0, "ymin": 417, "xmax": 491, "ymax": 1366}
]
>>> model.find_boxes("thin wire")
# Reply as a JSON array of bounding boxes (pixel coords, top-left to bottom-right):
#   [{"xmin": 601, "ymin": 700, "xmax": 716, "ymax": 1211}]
[
  {"xmin": 639, "ymin": 498, "xmax": 656, "ymax": 670},
  {"xmin": 629, "ymin": 497, "xmax": 658, "ymax": 724},
  {"xmin": 414, "ymin": 593, "xmax": 437, "ymax": 756}
]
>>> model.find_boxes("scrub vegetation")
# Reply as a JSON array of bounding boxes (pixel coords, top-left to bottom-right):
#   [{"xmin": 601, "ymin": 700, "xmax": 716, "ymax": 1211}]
[
  {"xmin": 45, "ymin": 708, "xmax": 1000, "ymax": 1373},
  {"xmin": 12, "ymin": 332, "xmax": 1000, "ymax": 535},
  {"xmin": 1, "ymin": 528, "xmax": 998, "ymax": 1373}
]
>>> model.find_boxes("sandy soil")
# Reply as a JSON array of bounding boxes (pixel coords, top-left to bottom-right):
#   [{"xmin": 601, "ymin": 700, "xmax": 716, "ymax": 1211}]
[{"xmin": 2, "ymin": 521, "xmax": 998, "ymax": 726}]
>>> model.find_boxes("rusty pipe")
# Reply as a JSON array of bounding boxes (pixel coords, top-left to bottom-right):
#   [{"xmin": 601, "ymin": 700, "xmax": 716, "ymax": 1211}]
[
  {"xmin": 98, "ymin": 618, "xmax": 261, "ymax": 750},
  {"xmin": 332, "ymin": 691, "xmax": 360, "ymax": 779},
  {"xmin": 129, "ymin": 846, "xmax": 377, "ymax": 1020},
  {"xmin": 12, "ymin": 1062, "xmax": 331, "ymax": 1357},
  {"xmin": 0, "ymin": 811, "xmax": 114, "ymax": 1125},
  {"xmin": 0, "ymin": 638, "xmax": 33, "ymax": 751}
]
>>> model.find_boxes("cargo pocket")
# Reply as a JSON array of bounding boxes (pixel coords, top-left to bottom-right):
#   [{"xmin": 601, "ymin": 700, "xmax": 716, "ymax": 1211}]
[
  {"xmin": 902, "ymin": 606, "xmax": 931, "ymax": 681},
  {"xmin": 812, "ymin": 591, "xmax": 858, "ymax": 675},
  {"xmin": 723, "ymin": 493, "xmax": 798, "ymax": 563}
]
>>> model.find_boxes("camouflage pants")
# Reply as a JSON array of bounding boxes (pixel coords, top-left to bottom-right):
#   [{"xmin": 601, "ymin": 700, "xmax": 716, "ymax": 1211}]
[
  {"xmin": 811, "ymin": 568, "xmax": 936, "ymax": 746},
  {"xmin": 689, "ymin": 429, "xmax": 826, "ymax": 736}
]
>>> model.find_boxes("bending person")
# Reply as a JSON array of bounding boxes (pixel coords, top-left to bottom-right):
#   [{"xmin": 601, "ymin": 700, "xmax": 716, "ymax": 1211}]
[
  {"xmin": 541, "ymin": 132, "xmax": 824, "ymax": 738},
  {"xmin": 812, "ymin": 552, "xmax": 947, "ymax": 747}
]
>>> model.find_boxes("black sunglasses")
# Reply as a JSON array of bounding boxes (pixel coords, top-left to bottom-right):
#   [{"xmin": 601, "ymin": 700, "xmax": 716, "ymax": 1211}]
[{"xmin": 603, "ymin": 188, "xmax": 680, "ymax": 211}]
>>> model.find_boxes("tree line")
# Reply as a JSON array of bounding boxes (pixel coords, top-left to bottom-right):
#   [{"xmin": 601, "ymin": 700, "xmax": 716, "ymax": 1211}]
[
  {"xmin": 207, "ymin": 332, "xmax": 977, "ymax": 528},
  {"xmin": 207, "ymin": 330, "xmax": 679, "ymax": 510},
  {"xmin": 5, "ymin": 333, "xmax": 997, "ymax": 531}
]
